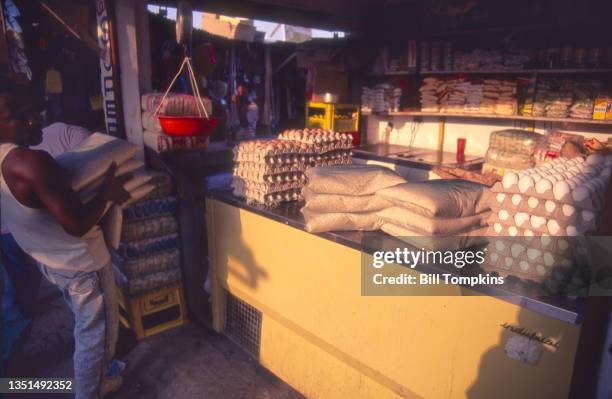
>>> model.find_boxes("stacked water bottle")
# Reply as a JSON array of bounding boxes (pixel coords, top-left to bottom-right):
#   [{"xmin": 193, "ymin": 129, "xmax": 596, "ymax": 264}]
[{"xmin": 112, "ymin": 171, "xmax": 183, "ymax": 296}]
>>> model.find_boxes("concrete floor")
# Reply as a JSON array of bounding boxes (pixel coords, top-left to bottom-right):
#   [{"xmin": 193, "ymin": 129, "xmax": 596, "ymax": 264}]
[{"xmin": 5, "ymin": 286, "xmax": 305, "ymax": 399}]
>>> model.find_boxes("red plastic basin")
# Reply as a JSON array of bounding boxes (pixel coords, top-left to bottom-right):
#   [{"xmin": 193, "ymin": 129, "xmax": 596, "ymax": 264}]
[{"xmin": 158, "ymin": 116, "xmax": 219, "ymax": 137}]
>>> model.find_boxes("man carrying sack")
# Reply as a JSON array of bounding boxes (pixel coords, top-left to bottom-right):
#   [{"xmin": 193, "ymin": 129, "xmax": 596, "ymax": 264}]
[{"xmin": 0, "ymin": 85, "xmax": 130, "ymax": 398}]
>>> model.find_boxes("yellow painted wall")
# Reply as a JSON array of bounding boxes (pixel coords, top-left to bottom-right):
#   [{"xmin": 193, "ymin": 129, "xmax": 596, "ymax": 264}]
[{"xmin": 207, "ymin": 199, "xmax": 581, "ymax": 399}]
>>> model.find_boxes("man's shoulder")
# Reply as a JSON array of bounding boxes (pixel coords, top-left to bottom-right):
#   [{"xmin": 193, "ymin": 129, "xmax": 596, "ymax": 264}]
[{"xmin": 5, "ymin": 148, "xmax": 56, "ymax": 176}]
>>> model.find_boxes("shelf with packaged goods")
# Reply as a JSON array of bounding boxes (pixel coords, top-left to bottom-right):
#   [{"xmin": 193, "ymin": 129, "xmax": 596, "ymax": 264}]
[
  {"xmin": 369, "ymin": 68, "xmax": 612, "ymax": 77},
  {"xmin": 361, "ymin": 110, "xmax": 612, "ymax": 126}
]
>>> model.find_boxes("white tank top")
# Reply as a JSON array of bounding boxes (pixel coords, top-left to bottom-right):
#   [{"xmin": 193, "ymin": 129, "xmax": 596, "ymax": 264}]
[{"xmin": 0, "ymin": 143, "xmax": 110, "ymax": 272}]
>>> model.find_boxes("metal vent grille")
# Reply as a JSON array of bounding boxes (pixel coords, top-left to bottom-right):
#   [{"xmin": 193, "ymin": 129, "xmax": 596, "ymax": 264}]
[{"xmin": 224, "ymin": 292, "xmax": 262, "ymax": 359}]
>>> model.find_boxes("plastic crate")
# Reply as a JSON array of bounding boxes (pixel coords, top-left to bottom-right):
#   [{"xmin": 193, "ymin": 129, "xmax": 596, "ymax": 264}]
[{"xmin": 118, "ymin": 283, "xmax": 187, "ymax": 340}]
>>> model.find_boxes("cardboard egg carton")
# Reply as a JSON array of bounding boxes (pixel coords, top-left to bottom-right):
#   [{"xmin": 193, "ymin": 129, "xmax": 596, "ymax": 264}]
[
  {"xmin": 487, "ymin": 213, "xmax": 593, "ymax": 236},
  {"xmin": 491, "ymin": 154, "xmax": 612, "ymax": 211},
  {"xmin": 490, "ymin": 192, "xmax": 598, "ymax": 224}
]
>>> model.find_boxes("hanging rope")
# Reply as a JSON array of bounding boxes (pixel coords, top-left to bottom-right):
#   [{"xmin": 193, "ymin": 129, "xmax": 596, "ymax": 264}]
[{"xmin": 153, "ymin": 57, "xmax": 209, "ymax": 119}]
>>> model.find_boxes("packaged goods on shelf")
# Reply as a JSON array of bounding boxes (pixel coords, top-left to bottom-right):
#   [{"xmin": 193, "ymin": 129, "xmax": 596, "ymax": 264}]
[
  {"xmin": 419, "ymin": 77, "xmax": 444, "ymax": 112},
  {"xmin": 232, "ymin": 130, "xmax": 354, "ymax": 206},
  {"xmin": 533, "ymin": 131, "xmax": 584, "ymax": 163},
  {"xmin": 361, "ymin": 85, "xmax": 402, "ymax": 113},
  {"xmin": 483, "ymin": 129, "xmax": 542, "ymax": 174}
]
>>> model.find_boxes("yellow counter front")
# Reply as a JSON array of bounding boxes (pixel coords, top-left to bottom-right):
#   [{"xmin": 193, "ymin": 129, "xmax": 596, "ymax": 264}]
[{"xmin": 205, "ymin": 195, "xmax": 582, "ymax": 399}]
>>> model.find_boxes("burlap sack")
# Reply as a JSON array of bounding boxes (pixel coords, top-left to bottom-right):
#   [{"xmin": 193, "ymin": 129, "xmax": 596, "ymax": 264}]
[
  {"xmin": 302, "ymin": 188, "xmax": 392, "ymax": 213},
  {"xmin": 304, "ymin": 165, "xmax": 406, "ymax": 195},
  {"xmin": 377, "ymin": 206, "xmax": 490, "ymax": 235},
  {"xmin": 376, "ymin": 179, "xmax": 490, "ymax": 218},
  {"xmin": 380, "ymin": 223, "xmax": 488, "ymax": 251},
  {"xmin": 301, "ymin": 208, "xmax": 383, "ymax": 233}
]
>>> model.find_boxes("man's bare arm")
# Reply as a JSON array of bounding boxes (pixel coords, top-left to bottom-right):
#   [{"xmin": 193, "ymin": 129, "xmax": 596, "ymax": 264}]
[{"xmin": 26, "ymin": 151, "xmax": 130, "ymax": 237}]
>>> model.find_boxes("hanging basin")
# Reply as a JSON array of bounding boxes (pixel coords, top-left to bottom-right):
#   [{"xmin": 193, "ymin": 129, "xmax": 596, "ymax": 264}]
[{"xmin": 158, "ymin": 116, "xmax": 219, "ymax": 137}]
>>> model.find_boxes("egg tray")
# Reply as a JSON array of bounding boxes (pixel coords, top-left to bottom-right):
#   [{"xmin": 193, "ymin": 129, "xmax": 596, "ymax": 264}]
[
  {"xmin": 233, "ymin": 169, "xmax": 306, "ymax": 185},
  {"xmin": 490, "ymin": 192, "xmax": 598, "ymax": 226},
  {"xmin": 231, "ymin": 176, "xmax": 304, "ymax": 195},
  {"xmin": 487, "ymin": 212, "xmax": 594, "ymax": 237},
  {"xmin": 233, "ymin": 149, "xmax": 353, "ymax": 164},
  {"xmin": 491, "ymin": 154, "xmax": 612, "ymax": 211}
]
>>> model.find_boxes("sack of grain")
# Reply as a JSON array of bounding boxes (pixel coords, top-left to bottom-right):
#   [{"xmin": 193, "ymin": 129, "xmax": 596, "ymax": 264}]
[
  {"xmin": 305, "ymin": 165, "xmax": 406, "ymax": 196},
  {"xmin": 302, "ymin": 187, "xmax": 393, "ymax": 213},
  {"xmin": 376, "ymin": 179, "xmax": 490, "ymax": 218},
  {"xmin": 301, "ymin": 208, "xmax": 383, "ymax": 233},
  {"xmin": 377, "ymin": 206, "xmax": 490, "ymax": 235}
]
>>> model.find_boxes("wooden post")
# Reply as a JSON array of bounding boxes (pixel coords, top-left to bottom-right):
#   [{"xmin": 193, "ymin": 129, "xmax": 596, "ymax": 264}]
[
  {"xmin": 437, "ymin": 116, "xmax": 446, "ymax": 153},
  {"xmin": 114, "ymin": 0, "xmax": 152, "ymax": 158}
]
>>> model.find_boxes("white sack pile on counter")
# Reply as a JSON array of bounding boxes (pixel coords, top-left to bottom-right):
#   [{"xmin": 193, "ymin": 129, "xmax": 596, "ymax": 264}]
[
  {"xmin": 56, "ymin": 133, "xmax": 156, "ymax": 248},
  {"xmin": 301, "ymin": 165, "xmax": 405, "ymax": 233},
  {"xmin": 375, "ymin": 179, "xmax": 490, "ymax": 250},
  {"xmin": 232, "ymin": 129, "xmax": 353, "ymax": 206},
  {"xmin": 141, "ymin": 92, "xmax": 213, "ymax": 153},
  {"xmin": 484, "ymin": 153, "xmax": 612, "ymax": 290}
]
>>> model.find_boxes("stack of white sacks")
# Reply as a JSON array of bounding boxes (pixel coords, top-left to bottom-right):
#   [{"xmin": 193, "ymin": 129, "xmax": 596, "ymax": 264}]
[
  {"xmin": 300, "ymin": 165, "xmax": 404, "ymax": 233},
  {"xmin": 56, "ymin": 133, "xmax": 157, "ymax": 248},
  {"xmin": 375, "ymin": 180, "xmax": 491, "ymax": 250},
  {"xmin": 485, "ymin": 153, "xmax": 612, "ymax": 291},
  {"xmin": 301, "ymin": 166, "xmax": 491, "ymax": 252},
  {"xmin": 141, "ymin": 92, "xmax": 213, "ymax": 153}
]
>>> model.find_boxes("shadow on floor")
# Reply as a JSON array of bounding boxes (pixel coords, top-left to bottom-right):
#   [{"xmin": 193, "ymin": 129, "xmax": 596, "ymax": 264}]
[{"xmin": 5, "ymin": 290, "xmax": 304, "ymax": 399}]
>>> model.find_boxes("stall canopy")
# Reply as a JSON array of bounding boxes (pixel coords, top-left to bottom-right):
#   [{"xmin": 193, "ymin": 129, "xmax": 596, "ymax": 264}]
[{"xmin": 149, "ymin": 0, "xmax": 417, "ymax": 31}]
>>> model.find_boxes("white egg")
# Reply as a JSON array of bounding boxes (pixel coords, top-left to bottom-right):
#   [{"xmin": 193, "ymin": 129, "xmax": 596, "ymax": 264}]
[
  {"xmin": 510, "ymin": 243, "xmax": 525, "ymax": 257},
  {"xmin": 562, "ymin": 204, "xmax": 575, "ymax": 217},
  {"xmin": 511, "ymin": 194, "xmax": 522, "ymax": 206},
  {"xmin": 509, "ymin": 226, "xmax": 518, "ymax": 236},
  {"xmin": 499, "ymin": 210, "xmax": 510, "ymax": 221},
  {"xmin": 495, "ymin": 240, "xmax": 506, "ymax": 251},
  {"xmin": 582, "ymin": 210, "xmax": 595, "ymax": 222},
  {"xmin": 528, "ymin": 197, "xmax": 539, "ymax": 209},
  {"xmin": 567, "ymin": 225, "xmax": 578, "ymax": 236},
  {"xmin": 494, "ymin": 223, "xmax": 502, "ymax": 234},
  {"xmin": 519, "ymin": 261, "xmax": 530, "ymax": 271},
  {"xmin": 518, "ymin": 175, "xmax": 534, "ymax": 193},
  {"xmin": 515, "ymin": 212, "xmax": 530, "ymax": 227},
  {"xmin": 536, "ymin": 265, "xmax": 547, "ymax": 276},
  {"xmin": 502, "ymin": 172, "xmax": 519, "ymax": 189},
  {"xmin": 572, "ymin": 185, "xmax": 589, "ymax": 202},
  {"xmin": 553, "ymin": 181, "xmax": 571, "ymax": 200},
  {"xmin": 496, "ymin": 193, "xmax": 506, "ymax": 203},
  {"xmin": 536, "ymin": 179, "xmax": 553, "ymax": 194},
  {"xmin": 531, "ymin": 174, "xmax": 543, "ymax": 182},
  {"xmin": 543, "ymin": 252, "xmax": 555, "ymax": 267},
  {"xmin": 547, "ymin": 219, "xmax": 561, "ymax": 235},
  {"xmin": 587, "ymin": 153, "xmax": 604, "ymax": 165},
  {"xmin": 505, "ymin": 257, "xmax": 514, "ymax": 268},
  {"xmin": 531, "ymin": 215, "xmax": 547, "ymax": 229},
  {"xmin": 541, "ymin": 236, "xmax": 552, "ymax": 247},
  {"xmin": 491, "ymin": 253, "xmax": 499, "ymax": 263},
  {"xmin": 527, "ymin": 248, "xmax": 542, "ymax": 260},
  {"xmin": 524, "ymin": 229, "xmax": 535, "ymax": 237},
  {"xmin": 558, "ymin": 239, "xmax": 569, "ymax": 251},
  {"xmin": 544, "ymin": 200, "xmax": 557, "ymax": 213}
]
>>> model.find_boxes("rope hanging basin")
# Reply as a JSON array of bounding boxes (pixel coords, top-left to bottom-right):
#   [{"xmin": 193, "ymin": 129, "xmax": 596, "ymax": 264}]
[{"xmin": 155, "ymin": 57, "xmax": 218, "ymax": 137}]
